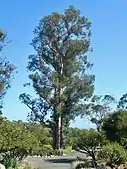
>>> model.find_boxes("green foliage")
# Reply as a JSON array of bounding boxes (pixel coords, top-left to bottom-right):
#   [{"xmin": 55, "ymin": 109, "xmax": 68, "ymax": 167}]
[
  {"xmin": 66, "ymin": 128, "xmax": 81, "ymax": 148},
  {"xmin": 0, "ymin": 120, "xmax": 39, "ymax": 156},
  {"xmin": 76, "ymin": 129, "xmax": 101, "ymax": 151},
  {"xmin": 53, "ymin": 149, "xmax": 63, "ymax": 156},
  {"xmin": 0, "ymin": 152, "xmax": 20, "ymax": 169},
  {"xmin": 118, "ymin": 93, "xmax": 127, "ymax": 110},
  {"xmin": 102, "ymin": 110, "xmax": 127, "ymax": 146},
  {"xmin": 99, "ymin": 143, "xmax": 127, "ymax": 166},
  {"xmin": 71, "ymin": 158, "xmax": 94, "ymax": 169},
  {"xmin": 0, "ymin": 30, "xmax": 6, "ymax": 51},
  {"xmin": 0, "ymin": 116, "xmax": 66, "ymax": 168},
  {"xmin": 71, "ymin": 161, "xmax": 86, "ymax": 169},
  {"xmin": 84, "ymin": 95, "xmax": 116, "ymax": 132},
  {"xmin": 20, "ymin": 162, "xmax": 39, "ymax": 169},
  {"xmin": 0, "ymin": 29, "xmax": 16, "ymax": 108},
  {"xmin": 20, "ymin": 6, "xmax": 95, "ymax": 149},
  {"xmin": 63, "ymin": 145, "xmax": 72, "ymax": 154},
  {"xmin": 75, "ymin": 129, "xmax": 102, "ymax": 167},
  {"xmin": 0, "ymin": 119, "xmax": 42, "ymax": 168}
]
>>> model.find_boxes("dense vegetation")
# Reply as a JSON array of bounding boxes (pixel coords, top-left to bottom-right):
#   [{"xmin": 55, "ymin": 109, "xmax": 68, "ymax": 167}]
[{"xmin": 1, "ymin": 6, "xmax": 127, "ymax": 169}]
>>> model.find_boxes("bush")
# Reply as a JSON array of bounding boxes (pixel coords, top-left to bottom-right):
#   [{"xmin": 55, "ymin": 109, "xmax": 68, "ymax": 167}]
[
  {"xmin": 98, "ymin": 143, "xmax": 127, "ymax": 167},
  {"xmin": 19, "ymin": 162, "xmax": 39, "ymax": 169},
  {"xmin": 63, "ymin": 145, "xmax": 72, "ymax": 154},
  {"xmin": 41, "ymin": 145, "xmax": 53, "ymax": 156},
  {"xmin": 0, "ymin": 152, "xmax": 20, "ymax": 169},
  {"xmin": 53, "ymin": 149, "xmax": 63, "ymax": 156},
  {"xmin": 71, "ymin": 159, "xmax": 93, "ymax": 169},
  {"xmin": 71, "ymin": 161, "xmax": 84, "ymax": 169},
  {"xmin": 39, "ymin": 148, "xmax": 64, "ymax": 157}
]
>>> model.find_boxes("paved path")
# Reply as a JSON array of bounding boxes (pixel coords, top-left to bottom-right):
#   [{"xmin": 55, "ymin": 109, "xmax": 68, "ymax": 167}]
[{"xmin": 26, "ymin": 151, "xmax": 86, "ymax": 169}]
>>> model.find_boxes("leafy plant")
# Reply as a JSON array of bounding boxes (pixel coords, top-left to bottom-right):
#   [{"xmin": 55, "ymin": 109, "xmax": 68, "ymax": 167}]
[
  {"xmin": 63, "ymin": 145, "xmax": 72, "ymax": 154},
  {"xmin": 75, "ymin": 129, "xmax": 102, "ymax": 167},
  {"xmin": 102, "ymin": 110, "xmax": 127, "ymax": 145},
  {"xmin": 0, "ymin": 120, "xmax": 39, "ymax": 168},
  {"xmin": 0, "ymin": 152, "xmax": 20, "ymax": 169},
  {"xmin": 19, "ymin": 162, "xmax": 39, "ymax": 169},
  {"xmin": 98, "ymin": 143, "xmax": 127, "ymax": 167}
]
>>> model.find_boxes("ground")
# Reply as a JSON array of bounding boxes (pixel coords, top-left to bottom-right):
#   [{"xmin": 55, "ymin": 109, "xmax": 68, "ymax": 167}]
[{"xmin": 26, "ymin": 151, "xmax": 85, "ymax": 169}]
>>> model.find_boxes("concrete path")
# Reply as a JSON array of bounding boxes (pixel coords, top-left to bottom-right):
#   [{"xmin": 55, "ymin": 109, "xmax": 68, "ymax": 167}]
[{"xmin": 26, "ymin": 151, "xmax": 85, "ymax": 169}]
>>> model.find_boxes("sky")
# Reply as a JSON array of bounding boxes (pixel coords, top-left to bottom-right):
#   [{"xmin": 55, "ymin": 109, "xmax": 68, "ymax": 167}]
[{"xmin": 1, "ymin": 0, "xmax": 127, "ymax": 128}]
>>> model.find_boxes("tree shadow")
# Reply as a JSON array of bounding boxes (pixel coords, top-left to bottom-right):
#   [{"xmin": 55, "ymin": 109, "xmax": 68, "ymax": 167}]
[{"xmin": 45, "ymin": 157, "xmax": 76, "ymax": 164}]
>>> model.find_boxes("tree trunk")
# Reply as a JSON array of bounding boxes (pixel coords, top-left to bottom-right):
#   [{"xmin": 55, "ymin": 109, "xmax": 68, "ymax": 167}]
[
  {"xmin": 91, "ymin": 154, "xmax": 97, "ymax": 167},
  {"xmin": 57, "ymin": 59, "xmax": 63, "ymax": 150},
  {"xmin": 57, "ymin": 85, "xmax": 63, "ymax": 150},
  {"xmin": 57, "ymin": 115, "xmax": 62, "ymax": 149},
  {"xmin": 52, "ymin": 124, "xmax": 57, "ymax": 149}
]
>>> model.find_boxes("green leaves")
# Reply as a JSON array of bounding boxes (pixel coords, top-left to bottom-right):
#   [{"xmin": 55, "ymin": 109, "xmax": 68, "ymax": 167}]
[
  {"xmin": 118, "ymin": 93, "xmax": 127, "ymax": 110},
  {"xmin": 102, "ymin": 110, "xmax": 127, "ymax": 144},
  {"xmin": 21, "ymin": 6, "xmax": 94, "ymax": 149},
  {"xmin": 0, "ymin": 120, "xmax": 37, "ymax": 154},
  {"xmin": 73, "ymin": 129, "xmax": 102, "ymax": 167},
  {"xmin": 28, "ymin": 5, "xmax": 94, "ymax": 112},
  {"xmin": 0, "ymin": 30, "xmax": 16, "ymax": 109},
  {"xmin": 0, "ymin": 118, "xmax": 53, "ymax": 168},
  {"xmin": 0, "ymin": 30, "xmax": 6, "ymax": 51},
  {"xmin": 77, "ymin": 129, "xmax": 101, "ymax": 150},
  {"xmin": 99, "ymin": 143, "xmax": 127, "ymax": 166},
  {"xmin": 84, "ymin": 95, "xmax": 116, "ymax": 132}
]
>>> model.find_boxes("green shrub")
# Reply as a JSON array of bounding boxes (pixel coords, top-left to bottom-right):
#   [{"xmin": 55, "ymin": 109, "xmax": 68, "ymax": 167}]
[
  {"xmin": 53, "ymin": 149, "xmax": 63, "ymax": 156},
  {"xmin": 71, "ymin": 159, "xmax": 93, "ymax": 169},
  {"xmin": 41, "ymin": 144, "xmax": 53, "ymax": 156},
  {"xmin": 19, "ymin": 162, "xmax": 39, "ymax": 169},
  {"xmin": 71, "ymin": 161, "xmax": 85, "ymax": 169},
  {"xmin": 98, "ymin": 143, "xmax": 127, "ymax": 166},
  {"xmin": 0, "ymin": 151, "xmax": 20, "ymax": 169},
  {"xmin": 38, "ymin": 148, "xmax": 64, "ymax": 157},
  {"xmin": 63, "ymin": 145, "xmax": 72, "ymax": 154}
]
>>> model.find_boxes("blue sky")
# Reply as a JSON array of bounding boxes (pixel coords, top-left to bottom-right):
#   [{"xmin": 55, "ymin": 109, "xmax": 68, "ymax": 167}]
[{"xmin": 1, "ymin": 0, "xmax": 127, "ymax": 128}]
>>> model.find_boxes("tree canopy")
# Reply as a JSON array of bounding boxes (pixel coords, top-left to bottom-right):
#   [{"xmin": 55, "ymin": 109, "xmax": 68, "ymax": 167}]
[
  {"xmin": 85, "ymin": 95, "xmax": 116, "ymax": 132},
  {"xmin": 76, "ymin": 129, "xmax": 102, "ymax": 167},
  {"xmin": 20, "ymin": 6, "xmax": 95, "ymax": 149},
  {"xmin": 0, "ymin": 30, "xmax": 16, "ymax": 109},
  {"xmin": 102, "ymin": 110, "xmax": 127, "ymax": 147}
]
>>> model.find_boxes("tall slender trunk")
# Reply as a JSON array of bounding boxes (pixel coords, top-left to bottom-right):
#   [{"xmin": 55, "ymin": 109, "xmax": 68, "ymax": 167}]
[
  {"xmin": 57, "ymin": 86, "xmax": 63, "ymax": 149},
  {"xmin": 57, "ymin": 60, "xmax": 63, "ymax": 150},
  {"xmin": 57, "ymin": 114, "xmax": 62, "ymax": 149}
]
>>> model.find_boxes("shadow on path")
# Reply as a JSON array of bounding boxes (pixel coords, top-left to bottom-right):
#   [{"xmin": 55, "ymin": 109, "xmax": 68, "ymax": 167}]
[{"xmin": 45, "ymin": 157, "xmax": 76, "ymax": 164}]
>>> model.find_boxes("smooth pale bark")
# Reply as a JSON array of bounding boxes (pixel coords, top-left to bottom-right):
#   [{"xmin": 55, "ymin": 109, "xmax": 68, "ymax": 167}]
[
  {"xmin": 57, "ymin": 115, "xmax": 62, "ymax": 149},
  {"xmin": 57, "ymin": 61, "xmax": 63, "ymax": 149}
]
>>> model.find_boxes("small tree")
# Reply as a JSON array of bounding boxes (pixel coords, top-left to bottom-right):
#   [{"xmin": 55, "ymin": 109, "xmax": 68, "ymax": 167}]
[{"xmin": 76, "ymin": 129, "xmax": 102, "ymax": 167}]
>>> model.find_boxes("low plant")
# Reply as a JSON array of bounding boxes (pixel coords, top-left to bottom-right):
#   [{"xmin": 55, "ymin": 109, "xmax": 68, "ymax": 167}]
[
  {"xmin": 98, "ymin": 142, "xmax": 127, "ymax": 167},
  {"xmin": 71, "ymin": 161, "xmax": 85, "ymax": 169},
  {"xmin": 19, "ymin": 162, "xmax": 39, "ymax": 169},
  {"xmin": 71, "ymin": 159, "xmax": 93, "ymax": 169},
  {"xmin": 53, "ymin": 149, "xmax": 63, "ymax": 156},
  {"xmin": 0, "ymin": 151, "xmax": 21, "ymax": 169},
  {"xmin": 63, "ymin": 145, "xmax": 72, "ymax": 154}
]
